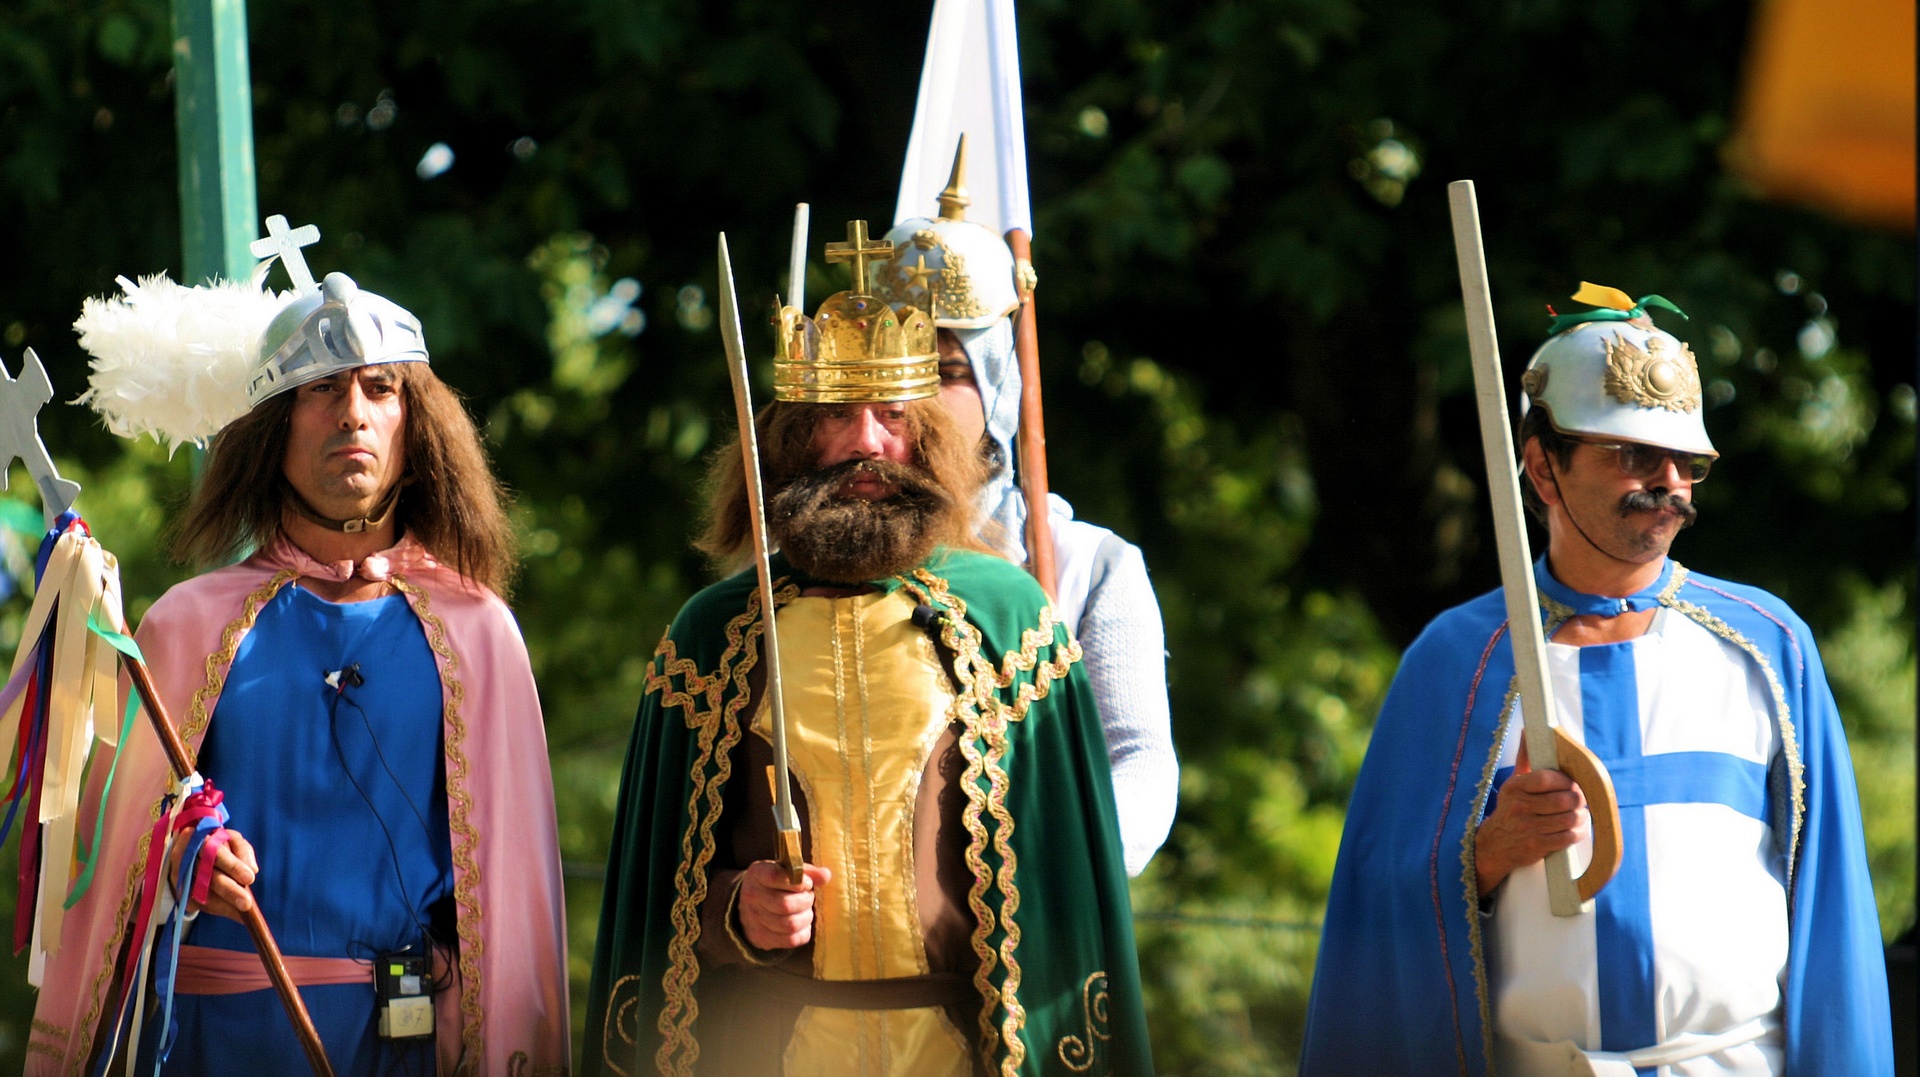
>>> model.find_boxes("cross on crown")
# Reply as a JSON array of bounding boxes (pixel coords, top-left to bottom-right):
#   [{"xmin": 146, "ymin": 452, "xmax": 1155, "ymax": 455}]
[
  {"xmin": 249, "ymin": 214, "xmax": 322, "ymax": 293},
  {"xmin": 823, "ymin": 220, "xmax": 893, "ymax": 296}
]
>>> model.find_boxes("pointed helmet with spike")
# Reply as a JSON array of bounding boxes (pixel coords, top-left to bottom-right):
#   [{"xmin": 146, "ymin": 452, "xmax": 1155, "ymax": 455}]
[
  {"xmin": 875, "ymin": 135, "xmax": 1021, "ymax": 330},
  {"xmin": 1521, "ymin": 282, "xmax": 1716, "ymax": 456}
]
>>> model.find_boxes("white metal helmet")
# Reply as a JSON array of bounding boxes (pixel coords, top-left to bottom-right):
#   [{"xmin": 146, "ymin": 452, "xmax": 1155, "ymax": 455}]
[
  {"xmin": 1521, "ymin": 282, "xmax": 1716, "ymax": 457},
  {"xmin": 875, "ymin": 139, "xmax": 1021, "ymax": 330},
  {"xmin": 245, "ymin": 271, "xmax": 429, "ymax": 407}
]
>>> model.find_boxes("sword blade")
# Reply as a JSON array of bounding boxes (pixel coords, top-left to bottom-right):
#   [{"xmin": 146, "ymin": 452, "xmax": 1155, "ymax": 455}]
[
  {"xmin": 1447, "ymin": 180, "xmax": 1585, "ymax": 917},
  {"xmin": 716, "ymin": 234, "xmax": 804, "ymax": 881},
  {"xmin": 788, "ymin": 204, "xmax": 810, "ymax": 312}
]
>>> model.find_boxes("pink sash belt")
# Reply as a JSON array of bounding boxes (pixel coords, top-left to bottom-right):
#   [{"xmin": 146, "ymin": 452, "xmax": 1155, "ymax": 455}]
[{"xmin": 172, "ymin": 944, "xmax": 372, "ymax": 996}]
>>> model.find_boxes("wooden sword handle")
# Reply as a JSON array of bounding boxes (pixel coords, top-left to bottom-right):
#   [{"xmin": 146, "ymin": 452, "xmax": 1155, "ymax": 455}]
[{"xmin": 1552, "ymin": 726, "xmax": 1625, "ymax": 903}]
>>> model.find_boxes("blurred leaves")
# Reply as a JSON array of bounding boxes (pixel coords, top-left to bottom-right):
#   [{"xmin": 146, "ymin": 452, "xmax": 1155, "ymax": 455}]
[{"xmin": 0, "ymin": 0, "xmax": 1910, "ymax": 1073}]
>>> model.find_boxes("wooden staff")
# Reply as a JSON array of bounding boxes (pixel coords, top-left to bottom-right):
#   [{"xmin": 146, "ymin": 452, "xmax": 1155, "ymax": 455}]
[
  {"xmin": 1447, "ymin": 179, "xmax": 1623, "ymax": 915},
  {"xmin": 1004, "ymin": 227, "xmax": 1056, "ymax": 599},
  {"xmin": 122, "ymin": 653, "xmax": 335, "ymax": 1076}
]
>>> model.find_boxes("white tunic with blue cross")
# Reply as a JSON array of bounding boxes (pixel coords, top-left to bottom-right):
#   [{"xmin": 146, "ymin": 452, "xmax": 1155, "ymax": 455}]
[{"xmin": 1486, "ymin": 601, "xmax": 1787, "ymax": 1076}]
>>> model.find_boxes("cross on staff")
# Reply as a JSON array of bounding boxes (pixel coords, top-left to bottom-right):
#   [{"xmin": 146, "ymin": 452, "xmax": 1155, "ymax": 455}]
[
  {"xmin": 249, "ymin": 214, "xmax": 321, "ymax": 293},
  {"xmin": 824, "ymin": 220, "xmax": 893, "ymax": 295}
]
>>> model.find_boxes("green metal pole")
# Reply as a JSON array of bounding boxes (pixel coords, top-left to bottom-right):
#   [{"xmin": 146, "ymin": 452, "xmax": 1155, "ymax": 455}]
[{"xmin": 171, "ymin": 0, "xmax": 258, "ymax": 285}]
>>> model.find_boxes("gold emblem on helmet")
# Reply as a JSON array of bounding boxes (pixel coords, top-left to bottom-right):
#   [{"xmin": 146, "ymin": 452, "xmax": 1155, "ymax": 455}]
[{"xmin": 1603, "ymin": 332, "xmax": 1702, "ymax": 412}]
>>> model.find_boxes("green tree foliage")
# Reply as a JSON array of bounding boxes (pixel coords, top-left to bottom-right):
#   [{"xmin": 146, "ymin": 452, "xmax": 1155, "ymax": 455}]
[{"xmin": 0, "ymin": 0, "xmax": 1909, "ymax": 1072}]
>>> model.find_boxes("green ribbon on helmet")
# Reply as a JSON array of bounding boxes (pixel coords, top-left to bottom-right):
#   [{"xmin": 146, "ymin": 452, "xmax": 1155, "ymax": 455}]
[{"xmin": 1547, "ymin": 294, "xmax": 1688, "ymax": 336}]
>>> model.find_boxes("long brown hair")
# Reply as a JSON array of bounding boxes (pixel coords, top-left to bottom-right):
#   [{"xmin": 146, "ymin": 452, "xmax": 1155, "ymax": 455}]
[
  {"xmin": 169, "ymin": 364, "xmax": 519, "ymax": 596},
  {"xmin": 696, "ymin": 398, "xmax": 991, "ymax": 573}
]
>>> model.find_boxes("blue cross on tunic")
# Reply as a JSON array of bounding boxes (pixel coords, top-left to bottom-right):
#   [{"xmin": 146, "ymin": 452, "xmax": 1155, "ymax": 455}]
[{"xmin": 1488, "ymin": 638, "xmax": 1774, "ymax": 1075}]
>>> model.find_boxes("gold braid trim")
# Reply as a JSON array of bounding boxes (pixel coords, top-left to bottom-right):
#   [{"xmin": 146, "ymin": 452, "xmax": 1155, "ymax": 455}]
[
  {"xmin": 1055, "ymin": 971, "xmax": 1112, "ymax": 1072},
  {"xmin": 1464, "ymin": 677, "xmax": 1524, "ymax": 1074},
  {"xmin": 909, "ymin": 570, "xmax": 1039, "ymax": 1074},
  {"xmin": 389, "ymin": 576, "xmax": 486, "ymax": 1071},
  {"xmin": 506, "ymin": 1051, "xmax": 571, "ymax": 1076},
  {"xmin": 1657, "ymin": 564, "xmax": 1689, "ymax": 605},
  {"xmin": 68, "ymin": 569, "xmax": 295, "ymax": 1077},
  {"xmin": 902, "ymin": 576, "xmax": 1005, "ymax": 1063},
  {"xmin": 1464, "ymin": 609, "xmax": 1569, "ymax": 1076},
  {"xmin": 180, "ymin": 570, "xmax": 300, "ymax": 750},
  {"xmin": 28, "ymin": 1018, "xmax": 70, "ymax": 1062},
  {"xmin": 1660, "ymin": 587, "xmax": 1807, "ymax": 885},
  {"xmin": 600, "ymin": 974, "xmax": 644, "ymax": 1077},
  {"xmin": 649, "ymin": 585, "xmax": 790, "ymax": 1076},
  {"xmin": 993, "ymin": 606, "xmax": 1081, "ymax": 724},
  {"xmin": 983, "ymin": 706, "xmax": 1025, "ymax": 1075}
]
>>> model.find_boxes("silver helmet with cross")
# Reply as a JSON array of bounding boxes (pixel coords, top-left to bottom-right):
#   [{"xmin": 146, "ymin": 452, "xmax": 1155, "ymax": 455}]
[{"xmin": 243, "ymin": 215, "xmax": 430, "ymax": 408}]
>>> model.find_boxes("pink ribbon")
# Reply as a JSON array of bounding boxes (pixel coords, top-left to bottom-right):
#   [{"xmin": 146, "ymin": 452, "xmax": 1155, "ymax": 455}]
[{"xmin": 120, "ymin": 782, "xmax": 234, "ymax": 993}]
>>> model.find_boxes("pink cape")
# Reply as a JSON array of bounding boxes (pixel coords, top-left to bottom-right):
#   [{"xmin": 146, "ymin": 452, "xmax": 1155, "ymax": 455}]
[{"xmin": 27, "ymin": 537, "xmax": 570, "ymax": 1075}]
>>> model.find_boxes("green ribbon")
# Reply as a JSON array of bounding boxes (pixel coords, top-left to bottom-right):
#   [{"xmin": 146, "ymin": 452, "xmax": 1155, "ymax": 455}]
[
  {"xmin": 64, "ymin": 607, "xmax": 148, "ymax": 909},
  {"xmin": 1546, "ymin": 294, "xmax": 1688, "ymax": 336}
]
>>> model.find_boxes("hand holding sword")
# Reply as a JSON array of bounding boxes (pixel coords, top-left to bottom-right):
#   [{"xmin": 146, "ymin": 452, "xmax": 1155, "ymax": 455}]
[
  {"xmin": 1447, "ymin": 180, "xmax": 1623, "ymax": 917},
  {"xmin": 715, "ymin": 232, "xmax": 812, "ymax": 916}
]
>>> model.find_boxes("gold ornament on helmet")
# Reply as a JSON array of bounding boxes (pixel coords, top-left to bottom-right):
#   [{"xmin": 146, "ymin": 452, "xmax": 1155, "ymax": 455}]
[
  {"xmin": 875, "ymin": 136, "xmax": 1023, "ymax": 330},
  {"xmin": 772, "ymin": 220, "xmax": 938, "ymax": 403},
  {"xmin": 1602, "ymin": 332, "xmax": 1703, "ymax": 412},
  {"xmin": 1522, "ymin": 281, "xmax": 1716, "ymax": 457}
]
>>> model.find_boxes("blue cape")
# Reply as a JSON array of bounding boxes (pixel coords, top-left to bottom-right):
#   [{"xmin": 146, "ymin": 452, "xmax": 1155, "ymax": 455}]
[{"xmin": 1300, "ymin": 560, "xmax": 1893, "ymax": 1075}]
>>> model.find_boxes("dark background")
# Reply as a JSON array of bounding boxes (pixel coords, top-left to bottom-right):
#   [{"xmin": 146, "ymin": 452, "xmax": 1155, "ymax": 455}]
[{"xmin": 0, "ymin": 0, "xmax": 1910, "ymax": 1071}]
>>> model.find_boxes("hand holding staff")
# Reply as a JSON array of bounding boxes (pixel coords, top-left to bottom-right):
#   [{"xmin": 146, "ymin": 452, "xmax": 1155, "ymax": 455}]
[{"xmin": 1447, "ymin": 179, "xmax": 1623, "ymax": 916}]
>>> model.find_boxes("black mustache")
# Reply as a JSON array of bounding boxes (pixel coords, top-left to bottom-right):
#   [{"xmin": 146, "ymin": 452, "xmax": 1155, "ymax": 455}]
[{"xmin": 1620, "ymin": 489, "xmax": 1698, "ymax": 525}]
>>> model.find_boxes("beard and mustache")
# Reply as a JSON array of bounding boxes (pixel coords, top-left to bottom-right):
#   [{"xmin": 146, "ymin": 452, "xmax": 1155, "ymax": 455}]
[{"xmin": 768, "ymin": 458, "xmax": 958, "ymax": 583}]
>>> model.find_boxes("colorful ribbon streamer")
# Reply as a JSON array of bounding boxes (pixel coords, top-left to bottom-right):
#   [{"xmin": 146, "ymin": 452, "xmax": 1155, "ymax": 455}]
[{"xmin": 1546, "ymin": 283, "xmax": 1689, "ymax": 335}]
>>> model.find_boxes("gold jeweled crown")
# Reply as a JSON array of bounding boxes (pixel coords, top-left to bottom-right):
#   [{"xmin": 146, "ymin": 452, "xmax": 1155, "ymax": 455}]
[{"xmin": 772, "ymin": 220, "xmax": 938, "ymax": 402}]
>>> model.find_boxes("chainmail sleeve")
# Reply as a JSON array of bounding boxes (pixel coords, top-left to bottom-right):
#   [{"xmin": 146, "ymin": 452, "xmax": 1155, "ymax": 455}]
[{"xmin": 1076, "ymin": 532, "xmax": 1179, "ymax": 876}]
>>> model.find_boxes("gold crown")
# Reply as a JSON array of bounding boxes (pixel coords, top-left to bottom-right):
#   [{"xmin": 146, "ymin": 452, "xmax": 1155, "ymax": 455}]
[
  {"xmin": 773, "ymin": 292, "xmax": 938, "ymax": 402},
  {"xmin": 772, "ymin": 220, "xmax": 938, "ymax": 402}
]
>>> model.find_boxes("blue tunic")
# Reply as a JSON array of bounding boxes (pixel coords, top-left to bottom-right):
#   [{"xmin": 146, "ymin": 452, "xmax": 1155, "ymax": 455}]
[
  {"xmin": 152, "ymin": 585, "xmax": 452, "ymax": 1075},
  {"xmin": 1300, "ymin": 560, "xmax": 1893, "ymax": 1076}
]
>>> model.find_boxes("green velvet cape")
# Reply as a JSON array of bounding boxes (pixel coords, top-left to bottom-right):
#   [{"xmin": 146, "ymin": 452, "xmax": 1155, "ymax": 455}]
[{"xmin": 583, "ymin": 548, "xmax": 1153, "ymax": 1076}]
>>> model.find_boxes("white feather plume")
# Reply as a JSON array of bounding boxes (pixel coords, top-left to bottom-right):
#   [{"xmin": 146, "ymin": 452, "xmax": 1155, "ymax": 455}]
[{"xmin": 73, "ymin": 271, "xmax": 291, "ymax": 453}]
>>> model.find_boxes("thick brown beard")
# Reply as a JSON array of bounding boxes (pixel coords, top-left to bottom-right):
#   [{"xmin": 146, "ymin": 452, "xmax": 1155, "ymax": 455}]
[{"xmin": 769, "ymin": 459, "xmax": 953, "ymax": 583}]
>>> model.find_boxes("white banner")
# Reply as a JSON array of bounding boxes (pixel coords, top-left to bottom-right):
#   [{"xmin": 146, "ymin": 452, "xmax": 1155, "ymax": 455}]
[{"xmin": 894, "ymin": 0, "xmax": 1032, "ymax": 237}]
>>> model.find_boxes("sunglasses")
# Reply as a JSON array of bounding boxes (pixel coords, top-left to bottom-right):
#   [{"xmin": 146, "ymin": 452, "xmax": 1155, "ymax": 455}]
[{"xmin": 1565, "ymin": 437, "xmax": 1714, "ymax": 483}]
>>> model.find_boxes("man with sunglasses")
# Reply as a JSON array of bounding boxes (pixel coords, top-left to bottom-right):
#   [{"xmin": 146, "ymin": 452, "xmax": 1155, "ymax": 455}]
[{"xmin": 1303, "ymin": 287, "xmax": 1892, "ymax": 1075}]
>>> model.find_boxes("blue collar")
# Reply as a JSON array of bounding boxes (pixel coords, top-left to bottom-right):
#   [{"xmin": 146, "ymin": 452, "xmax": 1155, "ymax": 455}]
[{"xmin": 1533, "ymin": 557, "xmax": 1674, "ymax": 617}]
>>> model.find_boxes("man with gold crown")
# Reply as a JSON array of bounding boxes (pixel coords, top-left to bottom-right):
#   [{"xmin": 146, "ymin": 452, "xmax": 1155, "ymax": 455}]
[
  {"xmin": 28, "ymin": 220, "xmax": 570, "ymax": 1074},
  {"xmin": 1300, "ymin": 286, "xmax": 1893, "ymax": 1074},
  {"xmin": 875, "ymin": 144, "xmax": 1179, "ymax": 879},
  {"xmin": 583, "ymin": 221, "xmax": 1152, "ymax": 1076}
]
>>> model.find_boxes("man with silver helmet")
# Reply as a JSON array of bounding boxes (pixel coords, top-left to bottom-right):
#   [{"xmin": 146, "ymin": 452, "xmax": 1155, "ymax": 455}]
[
  {"xmin": 30, "ymin": 222, "xmax": 570, "ymax": 1074},
  {"xmin": 1301, "ymin": 285, "xmax": 1891, "ymax": 1075},
  {"xmin": 876, "ymin": 147, "xmax": 1179, "ymax": 878}
]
